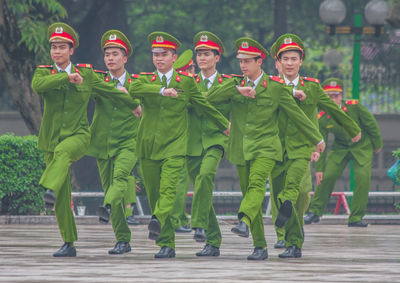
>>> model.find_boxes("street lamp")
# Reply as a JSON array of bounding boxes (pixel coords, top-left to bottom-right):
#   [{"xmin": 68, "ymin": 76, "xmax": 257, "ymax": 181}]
[{"xmin": 319, "ymin": 0, "xmax": 389, "ymax": 200}]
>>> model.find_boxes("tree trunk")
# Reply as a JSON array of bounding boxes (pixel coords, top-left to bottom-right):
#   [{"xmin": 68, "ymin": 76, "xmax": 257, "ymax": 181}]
[
  {"xmin": 0, "ymin": 0, "xmax": 42, "ymax": 135},
  {"xmin": 274, "ymin": 0, "xmax": 287, "ymax": 41}
]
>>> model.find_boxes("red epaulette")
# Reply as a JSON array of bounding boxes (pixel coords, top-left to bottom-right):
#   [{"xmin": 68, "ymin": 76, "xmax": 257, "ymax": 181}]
[
  {"xmin": 178, "ymin": 70, "xmax": 195, "ymax": 77},
  {"xmin": 37, "ymin": 65, "xmax": 52, "ymax": 68},
  {"xmin": 345, "ymin": 99, "xmax": 358, "ymax": 105},
  {"xmin": 317, "ymin": 111, "xmax": 326, "ymax": 119},
  {"xmin": 131, "ymin": 74, "xmax": 140, "ymax": 79},
  {"xmin": 222, "ymin": 74, "xmax": 232, "ymax": 78},
  {"xmin": 76, "ymin": 63, "xmax": 93, "ymax": 68},
  {"xmin": 93, "ymin": 69, "xmax": 107, "ymax": 74},
  {"xmin": 230, "ymin": 74, "xmax": 244, "ymax": 78},
  {"xmin": 139, "ymin": 72, "xmax": 155, "ymax": 75},
  {"xmin": 302, "ymin": 77, "xmax": 320, "ymax": 84},
  {"xmin": 269, "ymin": 76, "xmax": 284, "ymax": 84}
]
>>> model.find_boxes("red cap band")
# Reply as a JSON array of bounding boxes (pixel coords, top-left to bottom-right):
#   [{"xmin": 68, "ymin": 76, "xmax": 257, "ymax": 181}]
[
  {"xmin": 152, "ymin": 39, "xmax": 178, "ymax": 50},
  {"xmin": 195, "ymin": 40, "xmax": 221, "ymax": 54},
  {"xmin": 50, "ymin": 31, "xmax": 75, "ymax": 47}
]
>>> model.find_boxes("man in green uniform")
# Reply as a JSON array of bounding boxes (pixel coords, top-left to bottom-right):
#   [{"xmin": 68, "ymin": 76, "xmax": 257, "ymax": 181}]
[
  {"xmin": 269, "ymin": 34, "xmax": 361, "ymax": 258},
  {"xmin": 127, "ymin": 32, "xmax": 230, "ymax": 258},
  {"xmin": 169, "ymin": 49, "xmax": 195, "ymax": 234},
  {"xmin": 304, "ymin": 78, "xmax": 382, "ymax": 227},
  {"xmin": 207, "ymin": 37, "xmax": 325, "ymax": 260},
  {"xmin": 184, "ymin": 31, "xmax": 233, "ymax": 257},
  {"xmin": 32, "ymin": 22, "xmax": 149, "ymax": 257},
  {"xmin": 87, "ymin": 30, "xmax": 141, "ymax": 254}
]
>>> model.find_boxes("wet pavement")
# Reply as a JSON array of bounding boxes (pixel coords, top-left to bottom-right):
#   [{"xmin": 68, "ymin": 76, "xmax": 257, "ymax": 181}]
[{"xmin": 0, "ymin": 223, "xmax": 399, "ymax": 282}]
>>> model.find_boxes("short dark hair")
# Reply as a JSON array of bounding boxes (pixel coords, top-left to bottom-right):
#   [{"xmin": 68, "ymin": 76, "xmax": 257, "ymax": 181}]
[
  {"xmin": 195, "ymin": 49, "xmax": 220, "ymax": 56},
  {"xmin": 278, "ymin": 50, "xmax": 303, "ymax": 60}
]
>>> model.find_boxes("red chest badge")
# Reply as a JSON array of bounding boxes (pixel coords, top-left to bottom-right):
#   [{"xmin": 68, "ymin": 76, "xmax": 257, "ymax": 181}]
[
  {"xmin": 176, "ymin": 75, "xmax": 181, "ymax": 82},
  {"xmin": 151, "ymin": 74, "xmax": 157, "ymax": 82},
  {"xmin": 218, "ymin": 76, "xmax": 223, "ymax": 84},
  {"xmin": 51, "ymin": 69, "xmax": 56, "ymax": 75},
  {"xmin": 262, "ymin": 79, "xmax": 267, "ymax": 88}
]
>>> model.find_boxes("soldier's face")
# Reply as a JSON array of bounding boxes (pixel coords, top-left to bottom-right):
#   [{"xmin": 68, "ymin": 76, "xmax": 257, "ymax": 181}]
[
  {"xmin": 239, "ymin": 58, "xmax": 262, "ymax": 78},
  {"xmin": 279, "ymin": 51, "xmax": 303, "ymax": 80},
  {"xmin": 327, "ymin": 91, "xmax": 343, "ymax": 105},
  {"xmin": 104, "ymin": 48, "xmax": 127, "ymax": 73},
  {"xmin": 153, "ymin": 49, "xmax": 177, "ymax": 73},
  {"xmin": 196, "ymin": 50, "xmax": 219, "ymax": 72},
  {"xmin": 50, "ymin": 42, "xmax": 73, "ymax": 68}
]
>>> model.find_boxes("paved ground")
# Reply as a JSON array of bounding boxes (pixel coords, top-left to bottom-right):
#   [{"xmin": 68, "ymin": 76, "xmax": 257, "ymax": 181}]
[{"xmin": 0, "ymin": 223, "xmax": 399, "ymax": 282}]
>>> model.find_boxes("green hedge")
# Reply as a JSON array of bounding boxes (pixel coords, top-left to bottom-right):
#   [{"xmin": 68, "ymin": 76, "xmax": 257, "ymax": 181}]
[{"xmin": 0, "ymin": 134, "xmax": 45, "ymax": 215}]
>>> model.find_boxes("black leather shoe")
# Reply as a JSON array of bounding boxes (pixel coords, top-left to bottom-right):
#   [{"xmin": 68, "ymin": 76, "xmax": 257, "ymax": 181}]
[
  {"xmin": 126, "ymin": 215, "xmax": 140, "ymax": 225},
  {"xmin": 247, "ymin": 247, "xmax": 268, "ymax": 260},
  {"xmin": 193, "ymin": 228, "xmax": 206, "ymax": 242},
  {"xmin": 275, "ymin": 200, "xmax": 293, "ymax": 228},
  {"xmin": 97, "ymin": 205, "xmax": 111, "ymax": 223},
  {"xmin": 148, "ymin": 232, "xmax": 158, "ymax": 240},
  {"xmin": 274, "ymin": 240, "xmax": 286, "ymax": 249},
  {"xmin": 348, "ymin": 221, "xmax": 368, "ymax": 227},
  {"xmin": 279, "ymin": 245, "xmax": 302, "ymax": 258},
  {"xmin": 231, "ymin": 221, "xmax": 249, "ymax": 238},
  {"xmin": 43, "ymin": 189, "xmax": 56, "ymax": 209},
  {"xmin": 196, "ymin": 244, "xmax": 220, "ymax": 257},
  {"xmin": 154, "ymin": 246, "xmax": 175, "ymax": 258},
  {"xmin": 148, "ymin": 217, "xmax": 161, "ymax": 240},
  {"xmin": 53, "ymin": 242, "xmax": 76, "ymax": 257},
  {"xmin": 304, "ymin": 212, "xmax": 320, "ymax": 225},
  {"xmin": 175, "ymin": 225, "xmax": 192, "ymax": 233},
  {"xmin": 108, "ymin": 242, "xmax": 131, "ymax": 254}
]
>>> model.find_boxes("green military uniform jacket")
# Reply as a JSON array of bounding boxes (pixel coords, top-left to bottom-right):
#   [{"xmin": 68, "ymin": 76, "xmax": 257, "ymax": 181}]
[
  {"xmin": 31, "ymin": 63, "xmax": 138, "ymax": 152},
  {"xmin": 128, "ymin": 70, "xmax": 229, "ymax": 160},
  {"xmin": 187, "ymin": 72, "xmax": 231, "ymax": 156},
  {"xmin": 315, "ymin": 100, "xmax": 383, "ymax": 172},
  {"xmin": 87, "ymin": 70, "xmax": 140, "ymax": 159},
  {"xmin": 207, "ymin": 72, "xmax": 323, "ymax": 165},
  {"xmin": 278, "ymin": 77, "xmax": 361, "ymax": 160}
]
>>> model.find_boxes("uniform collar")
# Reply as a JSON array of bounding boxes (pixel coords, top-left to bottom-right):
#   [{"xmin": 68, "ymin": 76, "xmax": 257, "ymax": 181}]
[
  {"xmin": 157, "ymin": 68, "xmax": 174, "ymax": 86},
  {"xmin": 283, "ymin": 75, "xmax": 299, "ymax": 87},
  {"xmin": 55, "ymin": 62, "xmax": 72, "ymax": 74},
  {"xmin": 201, "ymin": 70, "xmax": 218, "ymax": 88},
  {"xmin": 110, "ymin": 70, "xmax": 127, "ymax": 86},
  {"xmin": 247, "ymin": 71, "xmax": 263, "ymax": 87}
]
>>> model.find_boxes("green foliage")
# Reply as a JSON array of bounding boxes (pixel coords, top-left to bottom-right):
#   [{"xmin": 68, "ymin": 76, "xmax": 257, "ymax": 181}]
[
  {"xmin": 0, "ymin": 134, "xmax": 46, "ymax": 215},
  {"xmin": 393, "ymin": 148, "xmax": 400, "ymax": 159},
  {"xmin": 6, "ymin": 0, "xmax": 67, "ymax": 64}
]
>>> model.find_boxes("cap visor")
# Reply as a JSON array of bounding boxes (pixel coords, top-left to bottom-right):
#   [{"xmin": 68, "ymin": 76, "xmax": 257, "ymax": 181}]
[{"xmin": 152, "ymin": 47, "xmax": 170, "ymax": 53}]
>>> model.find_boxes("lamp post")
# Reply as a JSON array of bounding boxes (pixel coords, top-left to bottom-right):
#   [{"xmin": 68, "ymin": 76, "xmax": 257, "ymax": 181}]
[{"xmin": 319, "ymin": 0, "xmax": 389, "ymax": 202}]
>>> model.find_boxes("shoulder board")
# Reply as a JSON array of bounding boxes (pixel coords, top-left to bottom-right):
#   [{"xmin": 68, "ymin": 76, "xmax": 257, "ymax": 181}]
[
  {"xmin": 76, "ymin": 63, "xmax": 92, "ymax": 68},
  {"xmin": 317, "ymin": 111, "xmax": 326, "ymax": 119},
  {"xmin": 302, "ymin": 77, "xmax": 320, "ymax": 84},
  {"xmin": 221, "ymin": 74, "xmax": 232, "ymax": 78},
  {"xmin": 93, "ymin": 69, "xmax": 107, "ymax": 74},
  {"xmin": 139, "ymin": 72, "xmax": 155, "ymax": 75},
  {"xmin": 37, "ymin": 65, "xmax": 52, "ymax": 68},
  {"xmin": 269, "ymin": 76, "xmax": 284, "ymax": 84},
  {"xmin": 178, "ymin": 71, "xmax": 195, "ymax": 77},
  {"xmin": 345, "ymin": 99, "xmax": 358, "ymax": 105},
  {"xmin": 131, "ymin": 74, "xmax": 140, "ymax": 79},
  {"xmin": 230, "ymin": 74, "xmax": 244, "ymax": 78}
]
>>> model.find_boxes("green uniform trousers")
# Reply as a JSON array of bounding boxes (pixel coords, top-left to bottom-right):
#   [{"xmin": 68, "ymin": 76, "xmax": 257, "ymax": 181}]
[
  {"xmin": 271, "ymin": 164, "xmax": 312, "ymax": 242},
  {"xmin": 97, "ymin": 147, "xmax": 136, "ymax": 243},
  {"xmin": 140, "ymin": 156, "xmax": 185, "ymax": 249},
  {"xmin": 189, "ymin": 147, "xmax": 224, "ymax": 248},
  {"xmin": 270, "ymin": 156, "xmax": 309, "ymax": 248},
  {"xmin": 309, "ymin": 152, "xmax": 372, "ymax": 223},
  {"xmin": 40, "ymin": 133, "xmax": 90, "ymax": 243},
  {"xmin": 124, "ymin": 176, "xmax": 136, "ymax": 218},
  {"xmin": 169, "ymin": 164, "xmax": 190, "ymax": 229},
  {"xmin": 237, "ymin": 158, "xmax": 275, "ymax": 248}
]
